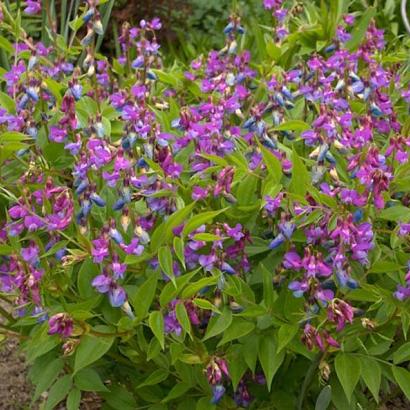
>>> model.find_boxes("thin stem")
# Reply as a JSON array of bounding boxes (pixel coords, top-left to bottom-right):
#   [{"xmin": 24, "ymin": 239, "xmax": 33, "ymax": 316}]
[{"xmin": 297, "ymin": 352, "xmax": 324, "ymax": 410}]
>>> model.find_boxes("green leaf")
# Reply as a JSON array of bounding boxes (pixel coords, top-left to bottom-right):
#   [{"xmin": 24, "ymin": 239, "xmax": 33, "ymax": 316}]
[
  {"xmin": 45, "ymin": 375, "xmax": 73, "ymax": 410},
  {"xmin": 130, "ymin": 273, "xmax": 158, "ymax": 320},
  {"xmin": 334, "ymin": 353, "xmax": 361, "ymax": 401},
  {"xmin": 360, "ymin": 357, "xmax": 381, "ymax": 403},
  {"xmin": 289, "ymin": 147, "xmax": 310, "ymax": 197},
  {"xmin": 378, "ymin": 206, "xmax": 410, "ymax": 222},
  {"xmin": 346, "ymin": 7, "xmax": 376, "ymax": 51},
  {"xmin": 181, "ymin": 275, "xmax": 220, "ymax": 299},
  {"xmin": 182, "ymin": 208, "xmax": 227, "ymax": 236},
  {"xmin": 203, "ymin": 308, "xmax": 232, "ymax": 341},
  {"xmin": 74, "ymin": 334, "xmax": 115, "ymax": 373},
  {"xmin": 192, "ymin": 298, "xmax": 220, "ymax": 313},
  {"xmin": 258, "ymin": 335, "xmax": 285, "ymax": 391},
  {"xmin": 25, "ymin": 326, "xmax": 60, "ymax": 363},
  {"xmin": 393, "ymin": 366, "xmax": 410, "ymax": 401},
  {"xmin": 0, "ymin": 36, "xmax": 13, "ymax": 54},
  {"xmin": 151, "ymin": 202, "xmax": 196, "ymax": 251},
  {"xmin": 196, "ymin": 397, "xmax": 216, "ymax": 410},
  {"xmin": 273, "ymin": 120, "xmax": 310, "ymax": 131},
  {"xmin": 236, "ymin": 174, "xmax": 258, "ymax": 206},
  {"xmin": 192, "ymin": 233, "xmax": 222, "ymax": 242},
  {"xmin": 158, "ymin": 246, "xmax": 175, "ymax": 284},
  {"xmin": 74, "ymin": 367, "xmax": 109, "ymax": 392},
  {"xmin": 218, "ymin": 318, "xmax": 255, "ymax": 346},
  {"xmin": 66, "ymin": 388, "xmax": 81, "ymax": 410},
  {"xmin": 266, "ymin": 41, "xmax": 281, "ymax": 60},
  {"xmin": 369, "ymin": 260, "xmax": 402, "ymax": 273},
  {"xmin": 33, "ymin": 358, "xmax": 64, "ymax": 401},
  {"xmin": 149, "ymin": 311, "xmax": 165, "ymax": 349},
  {"xmin": 44, "ymin": 78, "xmax": 63, "ymax": 104},
  {"xmin": 260, "ymin": 145, "xmax": 282, "ymax": 184},
  {"xmin": 242, "ymin": 336, "xmax": 259, "ymax": 373},
  {"xmin": 138, "ymin": 368, "xmax": 169, "ymax": 387},
  {"xmin": 162, "ymin": 383, "xmax": 191, "ymax": 403},
  {"xmin": 393, "ymin": 342, "xmax": 410, "ymax": 364},
  {"xmin": 227, "ymin": 346, "xmax": 248, "ymax": 390},
  {"xmin": 101, "ymin": 385, "xmax": 137, "ymax": 410},
  {"xmin": 0, "ymin": 131, "xmax": 27, "ymax": 142},
  {"xmin": 315, "ymin": 385, "xmax": 332, "ymax": 410},
  {"xmin": 151, "ymin": 69, "xmax": 181, "ymax": 86},
  {"xmin": 173, "ymin": 236, "xmax": 186, "ymax": 269},
  {"xmin": 277, "ymin": 324, "xmax": 298, "ymax": 353},
  {"xmin": 160, "ymin": 269, "xmax": 198, "ymax": 307},
  {"xmin": 0, "ymin": 91, "xmax": 16, "ymax": 113},
  {"xmin": 77, "ymin": 258, "xmax": 99, "ymax": 299},
  {"xmin": 176, "ymin": 302, "xmax": 192, "ymax": 339}
]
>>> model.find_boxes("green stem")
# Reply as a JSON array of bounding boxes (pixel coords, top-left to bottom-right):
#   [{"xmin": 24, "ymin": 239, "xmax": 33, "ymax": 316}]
[{"xmin": 297, "ymin": 352, "xmax": 323, "ymax": 410}]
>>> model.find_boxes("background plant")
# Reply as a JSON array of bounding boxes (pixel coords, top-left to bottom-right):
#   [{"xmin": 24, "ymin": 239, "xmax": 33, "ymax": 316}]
[{"xmin": 0, "ymin": 0, "xmax": 409, "ymax": 409}]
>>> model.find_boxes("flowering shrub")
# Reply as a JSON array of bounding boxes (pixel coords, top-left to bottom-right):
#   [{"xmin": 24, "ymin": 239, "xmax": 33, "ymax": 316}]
[{"xmin": 0, "ymin": 0, "xmax": 410, "ymax": 409}]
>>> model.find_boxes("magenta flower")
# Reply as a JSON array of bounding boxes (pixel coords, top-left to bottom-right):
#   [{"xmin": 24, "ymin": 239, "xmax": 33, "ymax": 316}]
[
  {"xmin": 92, "ymin": 237, "xmax": 109, "ymax": 263},
  {"xmin": 48, "ymin": 313, "xmax": 73, "ymax": 337},
  {"xmin": 24, "ymin": 0, "xmax": 41, "ymax": 15}
]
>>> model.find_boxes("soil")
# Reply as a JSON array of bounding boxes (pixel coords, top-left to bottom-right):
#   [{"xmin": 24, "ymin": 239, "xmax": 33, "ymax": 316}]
[
  {"xmin": 0, "ymin": 336, "xmax": 103, "ymax": 410},
  {"xmin": 0, "ymin": 337, "xmax": 32, "ymax": 410}
]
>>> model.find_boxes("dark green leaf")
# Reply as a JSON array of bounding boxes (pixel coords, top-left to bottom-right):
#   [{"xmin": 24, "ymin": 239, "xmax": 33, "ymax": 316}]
[
  {"xmin": 203, "ymin": 308, "xmax": 232, "ymax": 341},
  {"xmin": 218, "ymin": 318, "xmax": 255, "ymax": 346},
  {"xmin": 334, "ymin": 353, "xmax": 361, "ymax": 401},
  {"xmin": 66, "ymin": 388, "xmax": 81, "ymax": 410},
  {"xmin": 138, "ymin": 369, "xmax": 169, "ymax": 387},
  {"xmin": 258, "ymin": 335, "xmax": 285, "ymax": 391},
  {"xmin": 74, "ymin": 334, "xmax": 114, "ymax": 373},
  {"xmin": 45, "ymin": 375, "xmax": 72, "ymax": 410},
  {"xmin": 360, "ymin": 357, "xmax": 381, "ymax": 403},
  {"xmin": 74, "ymin": 367, "xmax": 109, "ymax": 392},
  {"xmin": 149, "ymin": 311, "xmax": 165, "ymax": 349},
  {"xmin": 130, "ymin": 273, "xmax": 158, "ymax": 320},
  {"xmin": 346, "ymin": 7, "xmax": 376, "ymax": 51},
  {"xmin": 315, "ymin": 385, "xmax": 332, "ymax": 410},
  {"xmin": 289, "ymin": 147, "xmax": 310, "ymax": 197},
  {"xmin": 392, "ymin": 366, "xmax": 410, "ymax": 401}
]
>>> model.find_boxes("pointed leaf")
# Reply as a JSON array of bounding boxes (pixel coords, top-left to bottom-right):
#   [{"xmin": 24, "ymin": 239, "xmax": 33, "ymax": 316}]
[
  {"xmin": 392, "ymin": 366, "xmax": 410, "ymax": 401},
  {"xmin": 315, "ymin": 385, "xmax": 332, "ymax": 410},
  {"xmin": 203, "ymin": 308, "xmax": 232, "ymax": 341},
  {"xmin": 360, "ymin": 357, "xmax": 381, "ymax": 403},
  {"xmin": 74, "ymin": 334, "xmax": 114, "ymax": 373},
  {"xmin": 334, "ymin": 353, "xmax": 361, "ymax": 401},
  {"xmin": 258, "ymin": 335, "xmax": 285, "ymax": 391},
  {"xmin": 149, "ymin": 311, "xmax": 165, "ymax": 349}
]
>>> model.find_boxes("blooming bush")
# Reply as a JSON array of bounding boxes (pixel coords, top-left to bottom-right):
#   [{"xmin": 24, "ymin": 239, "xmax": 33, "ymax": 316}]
[{"xmin": 0, "ymin": 0, "xmax": 410, "ymax": 409}]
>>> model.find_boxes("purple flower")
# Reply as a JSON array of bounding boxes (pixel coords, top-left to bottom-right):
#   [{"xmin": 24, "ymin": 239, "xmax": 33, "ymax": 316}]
[
  {"xmin": 399, "ymin": 223, "xmax": 410, "ymax": 236},
  {"xmin": 49, "ymin": 126, "xmax": 68, "ymax": 143},
  {"xmin": 24, "ymin": 0, "xmax": 41, "ymax": 15},
  {"xmin": 92, "ymin": 237, "xmax": 109, "ymax": 263},
  {"xmin": 192, "ymin": 186, "xmax": 208, "ymax": 200},
  {"xmin": 24, "ymin": 215, "xmax": 44, "ymax": 231},
  {"xmin": 268, "ymin": 233, "xmax": 285, "ymax": 249},
  {"xmin": 164, "ymin": 307, "xmax": 182, "ymax": 336},
  {"xmin": 48, "ymin": 313, "xmax": 73, "ymax": 337},
  {"xmin": 224, "ymin": 223, "xmax": 244, "ymax": 241},
  {"xmin": 283, "ymin": 250, "xmax": 302, "ymax": 270},
  {"xmin": 109, "ymin": 285, "xmax": 127, "ymax": 307},
  {"xmin": 288, "ymin": 280, "xmax": 309, "ymax": 297},
  {"xmin": 199, "ymin": 254, "xmax": 217, "ymax": 271},
  {"xmin": 211, "ymin": 385, "xmax": 226, "ymax": 404},
  {"xmin": 92, "ymin": 274, "xmax": 112, "ymax": 293},
  {"xmin": 21, "ymin": 243, "xmax": 39, "ymax": 264}
]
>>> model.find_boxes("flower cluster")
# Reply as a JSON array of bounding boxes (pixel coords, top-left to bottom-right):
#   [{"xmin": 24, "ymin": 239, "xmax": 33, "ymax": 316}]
[{"xmin": 0, "ymin": 0, "xmax": 409, "ymax": 407}]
